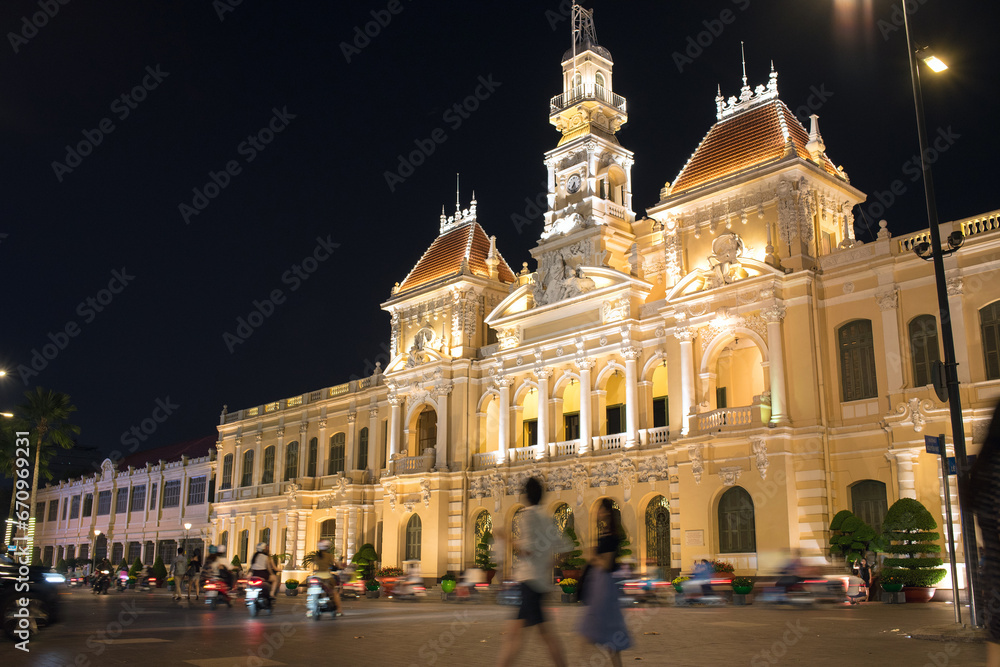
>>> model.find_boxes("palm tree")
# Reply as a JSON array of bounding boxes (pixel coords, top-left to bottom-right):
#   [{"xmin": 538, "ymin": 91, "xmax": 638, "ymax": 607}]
[{"xmin": 17, "ymin": 388, "xmax": 80, "ymax": 556}]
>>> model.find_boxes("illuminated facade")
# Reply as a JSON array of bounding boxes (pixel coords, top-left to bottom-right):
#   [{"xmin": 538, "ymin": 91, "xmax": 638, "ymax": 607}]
[{"xmin": 34, "ymin": 7, "xmax": 1000, "ymax": 587}]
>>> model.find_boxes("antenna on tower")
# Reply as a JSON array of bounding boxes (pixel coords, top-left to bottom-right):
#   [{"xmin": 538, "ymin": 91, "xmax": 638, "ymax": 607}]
[
  {"xmin": 741, "ymin": 41, "xmax": 748, "ymax": 87},
  {"xmin": 455, "ymin": 173, "xmax": 461, "ymax": 214}
]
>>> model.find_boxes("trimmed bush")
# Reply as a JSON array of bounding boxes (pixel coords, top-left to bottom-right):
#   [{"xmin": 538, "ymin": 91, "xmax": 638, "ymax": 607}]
[
  {"xmin": 151, "ymin": 556, "xmax": 168, "ymax": 582},
  {"xmin": 476, "ymin": 530, "xmax": 499, "ymax": 571},
  {"xmin": 558, "ymin": 527, "xmax": 585, "ymax": 571},
  {"xmin": 129, "ymin": 558, "xmax": 143, "ymax": 577},
  {"xmin": 829, "ymin": 509, "xmax": 881, "ymax": 565},
  {"xmin": 231, "ymin": 555, "xmax": 242, "ymax": 570},
  {"xmin": 880, "ymin": 498, "xmax": 946, "ymax": 588}
]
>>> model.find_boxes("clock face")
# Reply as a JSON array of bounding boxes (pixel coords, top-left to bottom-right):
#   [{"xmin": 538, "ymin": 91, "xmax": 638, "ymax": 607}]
[{"xmin": 566, "ymin": 174, "xmax": 582, "ymax": 194}]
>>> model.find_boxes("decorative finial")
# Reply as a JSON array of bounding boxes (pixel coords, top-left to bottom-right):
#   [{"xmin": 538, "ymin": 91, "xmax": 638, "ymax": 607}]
[
  {"xmin": 741, "ymin": 41, "xmax": 747, "ymax": 87},
  {"xmin": 455, "ymin": 173, "xmax": 461, "ymax": 214}
]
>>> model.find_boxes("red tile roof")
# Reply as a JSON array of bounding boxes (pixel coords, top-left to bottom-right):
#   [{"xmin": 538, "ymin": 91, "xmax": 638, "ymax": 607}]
[
  {"xmin": 397, "ymin": 222, "xmax": 516, "ymax": 293},
  {"xmin": 116, "ymin": 435, "xmax": 216, "ymax": 470},
  {"xmin": 669, "ymin": 99, "xmax": 843, "ymax": 196}
]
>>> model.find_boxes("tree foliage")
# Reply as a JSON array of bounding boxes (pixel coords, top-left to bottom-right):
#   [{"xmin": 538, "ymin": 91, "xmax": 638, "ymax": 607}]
[
  {"xmin": 151, "ymin": 556, "xmax": 168, "ymax": 581},
  {"xmin": 828, "ymin": 509, "xmax": 882, "ymax": 565},
  {"xmin": 880, "ymin": 498, "xmax": 946, "ymax": 587},
  {"xmin": 476, "ymin": 529, "xmax": 498, "ymax": 571},
  {"xmin": 351, "ymin": 542, "xmax": 380, "ymax": 580},
  {"xmin": 557, "ymin": 527, "xmax": 585, "ymax": 570}
]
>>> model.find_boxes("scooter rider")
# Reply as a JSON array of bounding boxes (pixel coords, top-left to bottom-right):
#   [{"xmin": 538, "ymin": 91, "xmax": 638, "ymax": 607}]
[
  {"xmin": 250, "ymin": 542, "xmax": 278, "ymax": 600},
  {"xmin": 311, "ymin": 539, "xmax": 343, "ymax": 616}
]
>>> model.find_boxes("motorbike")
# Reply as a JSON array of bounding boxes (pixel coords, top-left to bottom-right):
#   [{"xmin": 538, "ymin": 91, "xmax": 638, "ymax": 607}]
[
  {"xmin": 757, "ymin": 577, "xmax": 846, "ymax": 606},
  {"xmin": 245, "ymin": 577, "xmax": 274, "ymax": 617},
  {"xmin": 115, "ymin": 575, "xmax": 127, "ymax": 593},
  {"xmin": 203, "ymin": 577, "xmax": 234, "ymax": 609},
  {"xmin": 92, "ymin": 570, "xmax": 111, "ymax": 595},
  {"xmin": 305, "ymin": 576, "xmax": 340, "ymax": 620},
  {"xmin": 618, "ymin": 576, "xmax": 671, "ymax": 605},
  {"xmin": 66, "ymin": 575, "xmax": 84, "ymax": 588},
  {"xmin": 675, "ymin": 577, "xmax": 729, "ymax": 606},
  {"xmin": 137, "ymin": 575, "xmax": 156, "ymax": 592},
  {"xmin": 389, "ymin": 574, "xmax": 426, "ymax": 601}
]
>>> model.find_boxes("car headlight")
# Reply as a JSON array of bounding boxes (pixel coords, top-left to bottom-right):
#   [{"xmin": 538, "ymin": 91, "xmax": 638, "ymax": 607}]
[{"xmin": 45, "ymin": 572, "xmax": 66, "ymax": 583}]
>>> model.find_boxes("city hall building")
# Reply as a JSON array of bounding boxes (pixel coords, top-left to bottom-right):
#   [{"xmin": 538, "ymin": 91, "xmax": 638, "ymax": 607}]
[{"xmin": 32, "ymin": 9, "xmax": 1000, "ymax": 588}]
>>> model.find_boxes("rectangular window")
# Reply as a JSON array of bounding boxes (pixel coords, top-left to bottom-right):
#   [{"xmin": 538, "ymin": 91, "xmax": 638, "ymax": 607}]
[
  {"xmin": 564, "ymin": 413, "xmax": 580, "ymax": 441},
  {"xmin": 381, "ymin": 421, "xmax": 388, "ymax": 469},
  {"xmin": 70, "ymin": 495, "xmax": 81, "ymax": 520},
  {"xmin": 35, "ymin": 502, "xmax": 45, "ymax": 523},
  {"xmin": 61, "ymin": 498, "xmax": 68, "ymax": 521},
  {"xmin": 716, "ymin": 387, "xmax": 728, "ymax": 410},
  {"xmin": 220, "ymin": 455, "xmax": 233, "ymax": 490},
  {"xmin": 240, "ymin": 450, "xmax": 255, "ymax": 487},
  {"xmin": 307, "ymin": 438, "xmax": 318, "ymax": 477},
  {"xmin": 606, "ymin": 405, "xmax": 624, "ymax": 435},
  {"xmin": 115, "ymin": 488, "xmax": 128, "ymax": 514},
  {"xmin": 328, "ymin": 434, "xmax": 345, "ymax": 475},
  {"xmin": 130, "ymin": 485, "xmax": 146, "ymax": 512},
  {"xmin": 523, "ymin": 419, "xmax": 538, "ymax": 447},
  {"xmin": 149, "ymin": 483, "xmax": 157, "ymax": 511},
  {"xmin": 162, "ymin": 480, "xmax": 181, "ymax": 508},
  {"xmin": 48, "ymin": 500, "xmax": 59, "ymax": 522},
  {"xmin": 261, "ymin": 447, "xmax": 275, "ymax": 484},
  {"xmin": 82, "ymin": 494, "xmax": 93, "ymax": 517},
  {"xmin": 97, "ymin": 490, "xmax": 112, "ymax": 516},
  {"xmin": 653, "ymin": 397, "xmax": 669, "ymax": 428},
  {"xmin": 187, "ymin": 476, "xmax": 207, "ymax": 506}
]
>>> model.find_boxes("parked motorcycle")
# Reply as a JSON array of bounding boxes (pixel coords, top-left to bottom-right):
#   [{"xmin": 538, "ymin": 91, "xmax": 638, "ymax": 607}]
[
  {"xmin": 305, "ymin": 576, "xmax": 339, "ymax": 620},
  {"xmin": 203, "ymin": 577, "xmax": 234, "ymax": 609},
  {"xmin": 92, "ymin": 570, "xmax": 111, "ymax": 595},
  {"xmin": 245, "ymin": 577, "xmax": 274, "ymax": 617}
]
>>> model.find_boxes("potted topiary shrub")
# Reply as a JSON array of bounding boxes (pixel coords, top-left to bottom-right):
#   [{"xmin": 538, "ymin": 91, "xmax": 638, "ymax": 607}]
[
  {"xmin": 476, "ymin": 531, "xmax": 499, "ymax": 585},
  {"xmin": 731, "ymin": 577, "xmax": 754, "ymax": 595},
  {"xmin": 560, "ymin": 577, "xmax": 579, "ymax": 603},
  {"xmin": 365, "ymin": 579, "xmax": 381, "ymax": 598},
  {"xmin": 829, "ymin": 510, "xmax": 882, "ymax": 569},
  {"xmin": 557, "ymin": 527, "xmax": 586, "ymax": 581},
  {"xmin": 351, "ymin": 543, "xmax": 381, "ymax": 582},
  {"xmin": 881, "ymin": 498, "xmax": 947, "ymax": 603},
  {"xmin": 441, "ymin": 573, "xmax": 457, "ymax": 596},
  {"xmin": 55, "ymin": 557, "xmax": 67, "ymax": 574},
  {"xmin": 151, "ymin": 556, "xmax": 168, "ymax": 588},
  {"xmin": 710, "ymin": 559, "xmax": 735, "ymax": 581},
  {"xmin": 284, "ymin": 579, "xmax": 299, "ymax": 596}
]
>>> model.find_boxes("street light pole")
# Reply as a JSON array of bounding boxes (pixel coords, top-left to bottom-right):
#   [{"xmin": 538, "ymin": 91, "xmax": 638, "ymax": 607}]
[{"xmin": 901, "ymin": 2, "xmax": 980, "ymax": 626}]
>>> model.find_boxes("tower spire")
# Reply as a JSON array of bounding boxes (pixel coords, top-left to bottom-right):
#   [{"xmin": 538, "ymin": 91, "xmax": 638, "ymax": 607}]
[
  {"xmin": 455, "ymin": 173, "xmax": 461, "ymax": 214},
  {"xmin": 741, "ymin": 41, "xmax": 748, "ymax": 87}
]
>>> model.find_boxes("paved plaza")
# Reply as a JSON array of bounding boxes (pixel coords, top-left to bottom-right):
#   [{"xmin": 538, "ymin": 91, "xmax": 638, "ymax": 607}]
[{"xmin": 4, "ymin": 587, "xmax": 990, "ymax": 667}]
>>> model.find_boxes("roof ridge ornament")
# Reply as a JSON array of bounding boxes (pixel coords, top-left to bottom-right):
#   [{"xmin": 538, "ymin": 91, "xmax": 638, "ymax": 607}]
[{"xmin": 715, "ymin": 60, "xmax": 779, "ymax": 121}]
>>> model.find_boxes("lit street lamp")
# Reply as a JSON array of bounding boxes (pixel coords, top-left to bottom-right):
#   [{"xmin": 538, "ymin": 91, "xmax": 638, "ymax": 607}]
[
  {"xmin": 184, "ymin": 522, "xmax": 191, "ymax": 555},
  {"xmin": 899, "ymin": 5, "xmax": 980, "ymax": 626}
]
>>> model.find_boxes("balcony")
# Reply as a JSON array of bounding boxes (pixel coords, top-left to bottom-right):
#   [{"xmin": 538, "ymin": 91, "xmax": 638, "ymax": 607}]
[
  {"xmin": 641, "ymin": 426, "xmax": 671, "ymax": 447},
  {"xmin": 473, "ymin": 452, "xmax": 502, "ymax": 470},
  {"xmin": 596, "ymin": 433, "xmax": 626, "ymax": 451},
  {"xmin": 549, "ymin": 84, "xmax": 627, "ymax": 114},
  {"xmin": 391, "ymin": 450, "xmax": 434, "ymax": 475},
  {"xmin": 510, "ymin": 446, "xmax": 543, "ymax": 463},
  {"xmin": 691, "ymin": 396, "xmax": 770, "ymax": 435},
  {"xmin": 554, "ymin": 440, "xmax": 579, "ymax": 457}
]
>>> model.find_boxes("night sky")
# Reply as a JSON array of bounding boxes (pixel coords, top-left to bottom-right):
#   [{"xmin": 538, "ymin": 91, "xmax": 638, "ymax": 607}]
[{"xmin": 1, "ymin": 0, "xmax": 996, "ymax": 472}]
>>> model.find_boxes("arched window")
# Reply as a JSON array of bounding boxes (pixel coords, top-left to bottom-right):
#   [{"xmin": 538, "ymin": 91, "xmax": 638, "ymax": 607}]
[
  {"xmin": 554, "ymin": 503, "xmax": 574, "ymax": 534},
  {"xmin": 645, "ymin": 496, "xmax": 670, "ymax": 567},
  {"xmin": 652, "ymin": 363, "xmax": 669, "ymax": 428},
  {"xmin": 417, "ymin": 409, "xmax": 437, "ymax": 454},
  {"xmin": 329, "ymin": 433, "xmax": 346, "ymax": 475},
  {"xmin": 259, "ymin": 527, "xmax": 270, "ymax": 549},
  {"xmin": 595, "ymin": 71, "xmax": 606, "ymax": 89},
  {"xmin": 284, "ymin": 441, "xmax": 299, "ymax": 481},
  {"xmin": 261, "ymin": 445, "xmax": 275, "ymax": 484},
  {"xmin": 596, "ymin": 499, "xmax": 622, "ymax": 537},
  {"xmin": 320, "ymin": 519, "xmax": 337, "ymax": 544},
  {"xmin": 474, "ymin": 510, "xmax": 493, "ymax": 544},
  {"xmin": 718, "ymin": 487, "xmax": 756, "ymax": 553},
  {"xmin": 307, "ymin": 438, "xmax": 318, "ymax": 477},
  {"xmin": 220, "ymin": 454, "xmax": 234, "ymax": 489},
  {"xmin": 239, "ymin": 530, "xmax": 249, "ymax": 563},
  {"xmin": 240, "ymin": 449, "xmax": 254, "ymax": 487},
  {"xmin": 851, "ymin": 480, "xmax": 888, "ymax": 534},
  {"xmin": 511, "ymin": 508, "xmax": 526, "ymax": 567},
  {"xmin": 981, "ymin": 302, "xmax": 1000, "ymax": 380},
  {"xmin": 909, "ymin": 315, "xmax": 941, "ymax": 387},
  {"xmin": 405, "ymin": 515, "xmax": 422, "ymax": 561},
  {"xmin": 838, "ymin": 319, "xmax": 878, "ymax": 402},
  {"xmin": 111, "ymin": 542, "xmax": 124, "ymax": 564},
  {"xmin": 219, "ymin": 531, "xmax": 228, "ymax": 554},
  {"xmin": 572, "ymin": 72, "xmax": 582, "ymax": 89},
  {"xmin": 358, "ymin": 428, "xmax": 369, "ymax": 470}
]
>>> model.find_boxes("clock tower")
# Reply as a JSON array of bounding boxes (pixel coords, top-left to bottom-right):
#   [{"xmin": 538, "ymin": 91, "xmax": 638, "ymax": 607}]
[{"xmin": 529, "ymin": 3, "xmax": 637, "ymax": 306}]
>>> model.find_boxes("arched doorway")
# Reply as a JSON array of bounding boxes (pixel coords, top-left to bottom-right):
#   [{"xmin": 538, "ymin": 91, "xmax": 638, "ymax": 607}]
[
  {"xmin": 714, "ymin": 339, "xmax": 764, "ymax": 409},
  {"xmin": 645, "ymin": 496, "xmax": 670, "ymax": 571}
]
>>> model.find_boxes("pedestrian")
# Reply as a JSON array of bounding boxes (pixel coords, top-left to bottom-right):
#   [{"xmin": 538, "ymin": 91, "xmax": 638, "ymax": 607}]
[
  {"xmin": 577, "ymin": 498, "xmax": 632, "ymax": 667},
  {"xmin": 857, "ymin": 557, "xmax": 871, "ymax": 602},
  {"xmin": 970, "ymin": 401, "xmax": 1000, "ymax": 667},
  {"xmin": 496, "ymin": 477, "xmax": 572, "ymax": 667},
  {"xmin": 187, "ymin": 549, "xmax": 202, "ymax": 600},
  {"xmin": 170, "ymin": 547, "xmax": 188, "ymax": 600}
]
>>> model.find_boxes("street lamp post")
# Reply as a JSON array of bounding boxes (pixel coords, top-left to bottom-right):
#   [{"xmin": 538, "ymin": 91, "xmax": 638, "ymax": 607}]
[
  {"xmin": 92, "ymin": 529, "xmax": 101, "ymax": 576},
  {"xmin": 184, "ymin": 522, "xmax": 191, "ymax": 555},
  {"xmin": 900, "ymin": 3, "xmax": 980, "ymax": 626}
]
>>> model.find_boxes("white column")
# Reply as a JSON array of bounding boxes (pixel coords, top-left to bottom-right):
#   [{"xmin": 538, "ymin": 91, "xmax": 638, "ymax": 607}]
[
  {"xmin": 497, "ymin": 376, "xmax": 513, "ymax": 462},
  {"xmin": 295, "ymin": 511, "xmax": 308, "ymax": 565},
  {"xmin": 234, "ymin": 438, "xmax": 243, "ymax": 487},
  {"xmin": 275, "ymin": 428, "xmax": 286, "ymax": 484},
  {"xmin": 894, "ymin": 451, "xmax": 917, "ymax": 499},
  {"xmin": 623, "ymin": 347, "xmax": 641, "ymax": 447},
  {"xmin": 368, "ymin": 407, "xmax": 380, "ymax": 472},
  {"xmin": 536, "ymin": 368, "xmax": 553, "ymax": 457},
  {"xmin": 677, "ymin": 328, "xmax": 696, "ymax": 435},
  {"xmin": 578, "ymin": 359, "xmax": 595, "ymax": 454},
  {"xmin": 249, "ymin": 514, "xmax": 258, "ymax": 554},
  {"xmin": 347, "ymin": 508, "xmax": 359, "ymax": 561},
  {"xmin": 346, "ymin": 413, "xmax": 357, "ymax": 473},
  {"xmin": 876, "ymin": 287, "xmax": 904, "ymax": 392},
  {"xmin": 253, "ymin": 433, "xmax": 264, "ymax": 485},
  {"xmin": 335, "ymin": 508, "xmax": 345, "ymax": 558},
  {"xmin": 317, "ymin": 418, "xmax": 329, "ymax": 477},
  {"xmin": 435, "ymin": 388, "xmax": 451, "ymax": 471},
  {"xmin": 298, "ymin": 424, "xmax": 309, "ymax": 479},
  {"xmin": 388, "ymin": 398, "xmax": 401, "ymax": 469},
  {"xmin": 947, "ymin": 277, "xmax": 972, "ymax": 384},
  {"xmin": 762, "ymin": 304, "xmax": 788, "ymax": 424},
  {"xmin": 287, "ymin": 512, "xmax": 299, "ymax": 567},
  {"xmin": 270, "ymin": 514, "xmax": 279, "ymax": 555}
]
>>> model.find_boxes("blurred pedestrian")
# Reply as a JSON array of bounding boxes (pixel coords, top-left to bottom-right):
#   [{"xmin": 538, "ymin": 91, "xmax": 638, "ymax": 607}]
[
  {"xmin": 857, "ymin": 557, "xmax": 871, "ymax": 602},
  {"xmin": 170, "ymin": 547, "xmax": 188, "ymax": 600},
  {"xmin": 970, "ymin": 401, "xmax": 1000, "ymax": 666},
  {"xmin": 497, "ymin": 477, "xmax": 572, "ymax": 667},
  {"xmin": 187, "ymin": 549, "xmax": 202, "ymax": 600},
  {"xmin": 577, "ymin": 498, "xmax": 632, "ymax": 667}
]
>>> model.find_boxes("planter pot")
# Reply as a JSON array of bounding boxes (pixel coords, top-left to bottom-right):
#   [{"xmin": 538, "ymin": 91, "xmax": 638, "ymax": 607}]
[
  {"xmin": 366, "ymin": 589, "xmax": 380, "ymax": 599},
  {"xmin": 485, "ymin": 569, "xmax": 497, "ymax": 586},
  {"xmin": 441, "ymin": 580, "xmax": 457, "ymax": 594},
  {"xmin": 284, "ymin": 588, "xmax": 298, "ymax": 596},
  {"xmin": 732, "ymin": 593, "xmax": 751, "ymax": 605},
  {"xmin": 882, "ymin": 583, "xmax": 903, "ymax": 593},
  {"xmin": 672, "ymin": 583, "xmax": 685, "ymax": 593},
  {"xmin": 903, "ymin": 587, "xmax": 936, "ymax": 603},
  {"xmin": 561, "ymin": 592, "xmax": 578, "ymax": 603},
  {"xmin": 732, "ymin": 586, "xmax": 753, "ymax": 595},
  {"xmin": 561, "ymin": 569, "xmax": 582, "ymax": 581}
]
